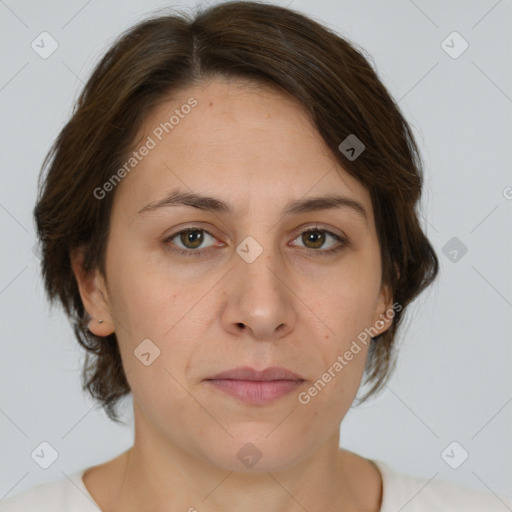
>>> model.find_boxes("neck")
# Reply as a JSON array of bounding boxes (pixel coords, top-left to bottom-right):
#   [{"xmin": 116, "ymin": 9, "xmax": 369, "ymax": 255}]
[{"xmin": 109, "ymin": 432, "xmax": 373, "ymax": 512}]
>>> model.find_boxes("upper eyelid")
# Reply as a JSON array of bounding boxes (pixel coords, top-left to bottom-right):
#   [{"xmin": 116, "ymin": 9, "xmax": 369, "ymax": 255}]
[{"xmin": 289, "ymin": 227, "xmax": 344, "ymax": 244}]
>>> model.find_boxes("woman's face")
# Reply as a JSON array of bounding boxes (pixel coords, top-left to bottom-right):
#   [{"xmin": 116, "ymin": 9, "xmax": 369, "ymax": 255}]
[{"xmin": 76, "ymin": 77, "xmax": 393, "ymax": 472}]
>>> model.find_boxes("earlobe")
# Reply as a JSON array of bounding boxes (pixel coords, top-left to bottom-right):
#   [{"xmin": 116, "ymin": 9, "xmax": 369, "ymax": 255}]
[{"xmin": 70, "ymin": 247, "xmax": 115, "ymax": 337}]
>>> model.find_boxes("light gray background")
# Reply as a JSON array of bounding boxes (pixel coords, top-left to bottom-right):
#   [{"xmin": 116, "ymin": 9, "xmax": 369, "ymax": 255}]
[{"xmin": 1, "ymin": 0, "xmax": 511, "ymax": 503}]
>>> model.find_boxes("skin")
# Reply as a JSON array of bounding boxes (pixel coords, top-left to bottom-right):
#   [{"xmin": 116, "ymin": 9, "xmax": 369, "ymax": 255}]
[{"xmin": 71, "ymin": 77, "xmax": 393, "ymax": 512}]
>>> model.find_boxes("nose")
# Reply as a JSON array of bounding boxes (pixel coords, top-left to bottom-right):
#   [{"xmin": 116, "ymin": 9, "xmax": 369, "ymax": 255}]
[{"xmin": 220, "ymin": 246, "xmax": 296, "ymax": 341}]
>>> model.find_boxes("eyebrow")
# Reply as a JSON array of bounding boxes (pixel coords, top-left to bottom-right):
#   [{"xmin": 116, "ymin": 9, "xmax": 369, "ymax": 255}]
[{"xmin": 138, "ymin": 188, "xmax": 368, "ymax": 223}]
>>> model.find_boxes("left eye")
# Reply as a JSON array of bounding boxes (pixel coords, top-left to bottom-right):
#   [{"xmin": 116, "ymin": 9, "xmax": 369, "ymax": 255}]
[{"xmin": 291, "ymin": 229, "xmax": 345, "ymax": 252}]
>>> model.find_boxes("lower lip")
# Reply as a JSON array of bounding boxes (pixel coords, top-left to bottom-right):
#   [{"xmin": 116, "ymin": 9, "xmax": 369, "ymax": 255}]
[{"xmin": 206, "ymin": 379, "xmax": 304, "ymax": 405}]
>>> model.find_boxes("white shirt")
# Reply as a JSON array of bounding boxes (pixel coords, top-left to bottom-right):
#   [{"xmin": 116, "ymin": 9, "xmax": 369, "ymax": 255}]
[{"xmin": 1, "ymin": 460, "xmax": 510, "ymax": 511}]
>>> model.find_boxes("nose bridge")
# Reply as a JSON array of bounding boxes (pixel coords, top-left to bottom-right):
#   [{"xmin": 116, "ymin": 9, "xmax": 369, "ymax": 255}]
[
  {"xmin": 236, "ymin": 235, "xmax": 283, "ymax": 303},
  {"xmin": 225, "ymin": 233, "xmax": 295, "ymax": 338}
]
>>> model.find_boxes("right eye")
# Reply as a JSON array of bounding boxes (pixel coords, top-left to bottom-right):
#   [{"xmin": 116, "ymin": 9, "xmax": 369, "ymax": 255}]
[{"xmin": 164, "ymin": 227, "xmax": 221, "ymax": 257}]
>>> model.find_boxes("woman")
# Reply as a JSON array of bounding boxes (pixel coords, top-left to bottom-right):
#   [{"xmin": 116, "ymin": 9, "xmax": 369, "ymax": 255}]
[{"xmin": 1, "ymin": 1, "xmax": 509, "ymax": 511}]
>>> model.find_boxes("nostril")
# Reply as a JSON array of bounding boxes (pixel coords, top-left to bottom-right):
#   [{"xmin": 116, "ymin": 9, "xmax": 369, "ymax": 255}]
[{"xmin": 237, "ymin": 323, "xmax": 245, "ymax": 329}]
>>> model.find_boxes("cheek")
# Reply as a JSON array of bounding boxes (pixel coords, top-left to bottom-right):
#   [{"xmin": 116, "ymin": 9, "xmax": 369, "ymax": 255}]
[
  {"xmin": 112, "ymin": 276, "xmax": 201, "ymax": 419},
  {"xmin": 320, "ymin": 269, "xmax": 381, "ymax": 340},
  {"xmin": 303, "ymin": 266, "xmax": 380, "ymax": 390},
  {"xmin": 292, "ymin": 345, "xmax": 370, "ymax": 450},
  {"xmin": 106, "ymin": 253, "xmax": 177, "ymax": 333},
  {"xmin": 109, "ymin": 267, "xmax": 208, "ymax": 379},
  {"xmin": 124, "ymin": 356, "xmax": 206, "ymax": 446}
]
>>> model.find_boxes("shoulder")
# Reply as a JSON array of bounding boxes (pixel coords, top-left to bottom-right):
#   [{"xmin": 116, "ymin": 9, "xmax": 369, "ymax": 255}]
[
  {"xmin": 373, "ymin": 460, "xmax": 512, "ymax": 512},
  {"xmin": 0, "ymin": 470, "xmax": 99, "ymax": 512}
]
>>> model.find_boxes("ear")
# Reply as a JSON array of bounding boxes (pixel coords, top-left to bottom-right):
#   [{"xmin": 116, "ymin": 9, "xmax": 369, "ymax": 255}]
[
  {"xmin": 70, "ymin": 246, "xmax": 115, "ymax": 337},
  {"xmin": 371, "ymin": 281, "xmax": 395, "ymax": 338}
]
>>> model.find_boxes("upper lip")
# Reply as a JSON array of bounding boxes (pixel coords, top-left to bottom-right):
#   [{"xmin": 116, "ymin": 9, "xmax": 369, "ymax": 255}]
[{"xmin": 206, "ymin": 366, "xmax": 304, "ymax": 381}]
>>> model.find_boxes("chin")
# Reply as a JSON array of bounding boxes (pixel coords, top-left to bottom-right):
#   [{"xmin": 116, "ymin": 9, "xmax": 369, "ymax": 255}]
[{"xmin": 196, "ymin": 428, "xmax": 312, "ymax": 474}]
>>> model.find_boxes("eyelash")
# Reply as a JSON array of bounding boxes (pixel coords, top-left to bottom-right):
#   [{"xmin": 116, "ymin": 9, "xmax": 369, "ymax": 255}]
[{"xmin": 164, "ymin": 225, "xmax": 348, "ymax": 258}]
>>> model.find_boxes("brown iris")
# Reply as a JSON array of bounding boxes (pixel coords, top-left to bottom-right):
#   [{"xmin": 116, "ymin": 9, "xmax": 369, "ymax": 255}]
[
  {"xmin": 180, "ymin": 229, "xmax": 204, "ymax": 249},
  {"xmin": 302, "ymin": 230, "xmax": 325, "ymax": 249}
]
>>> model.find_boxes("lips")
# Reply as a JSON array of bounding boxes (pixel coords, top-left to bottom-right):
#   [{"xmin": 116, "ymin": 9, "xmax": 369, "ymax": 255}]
[
  {"xmin": 207, "ymin": 366, "xmax": 304, "ymax": 382},
  {"xmin": 205, "ymin": 366, "xmax": 305, "ymax": 405}
]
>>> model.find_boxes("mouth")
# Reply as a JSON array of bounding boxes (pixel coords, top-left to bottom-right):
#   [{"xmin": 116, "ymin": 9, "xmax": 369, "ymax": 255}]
[{"xmin": 204, "ymin": 366, "xmax": 305, "ymax": 405}]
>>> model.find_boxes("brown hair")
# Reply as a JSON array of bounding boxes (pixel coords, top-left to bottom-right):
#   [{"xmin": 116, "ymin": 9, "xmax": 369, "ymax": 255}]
[{"xmin": 34, "ymin": 0, "xmax": 438, "ymax": 423}]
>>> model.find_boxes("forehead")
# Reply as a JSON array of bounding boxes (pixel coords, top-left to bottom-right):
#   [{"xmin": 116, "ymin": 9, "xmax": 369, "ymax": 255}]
[{"xmin": 112, "ymin": 77, "xmax": 373, "ymax": 222}]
